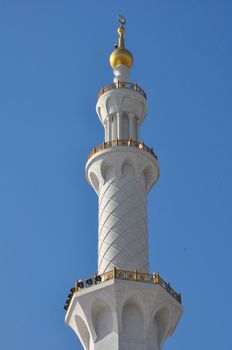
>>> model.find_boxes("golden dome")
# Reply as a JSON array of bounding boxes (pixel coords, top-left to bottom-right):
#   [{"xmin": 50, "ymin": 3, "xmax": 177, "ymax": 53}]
[
  {"xmin": 109, "ymin": 17, "xmax": 134, "ymax": 70},
  {"xmin": 110, "ymin": 47, "xmax": 133, "ymax": 70}
]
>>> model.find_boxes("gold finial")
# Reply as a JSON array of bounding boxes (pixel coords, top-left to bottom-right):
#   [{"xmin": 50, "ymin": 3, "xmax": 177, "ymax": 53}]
[
  {"xmin": 110, "ymin": 15, "xmax": 133, "ymax": 70},
  {"xmin": 118, "ymin": 14, "xmax": 126, "ymax": 26},
  {"xmin": 117, "ymin": 15, "xmax": 126, "ymax": 48}
]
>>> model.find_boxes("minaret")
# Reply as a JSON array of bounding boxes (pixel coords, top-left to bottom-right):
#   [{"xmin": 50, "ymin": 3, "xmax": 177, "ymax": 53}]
[{"xmin": 65, "ymin": 17, "xmax": 183, "ymax": 350}]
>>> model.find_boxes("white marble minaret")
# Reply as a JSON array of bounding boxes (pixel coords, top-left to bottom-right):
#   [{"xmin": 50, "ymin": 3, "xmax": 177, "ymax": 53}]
[{"xmin": 65, "ymin": 17, "xmax": 183, "ymax": 350}]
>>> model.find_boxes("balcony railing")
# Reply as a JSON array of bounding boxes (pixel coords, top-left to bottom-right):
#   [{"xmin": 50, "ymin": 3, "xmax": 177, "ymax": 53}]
[
  {"xmin": 64, "ymin": 268, "xmax": 181, "ymax": 311},
  {"xmin": 88, "ymin": 139, "xmax": 157, "ymax": 160},
  {"xmin": 98, "ymin": 82, "xmax": 146, "ymax": 100}
]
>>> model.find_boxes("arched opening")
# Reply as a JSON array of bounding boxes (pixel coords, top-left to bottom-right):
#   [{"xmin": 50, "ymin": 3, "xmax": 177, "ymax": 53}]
[
  {"xmin": 122, "ymin": 296, "xmax": 144, "ymax": 340},
  {"xmin": 89, "ymin": 172, "xmax": 99, "ymax": 193},
  {"xmin": 154, "ymin": 307, "xmax": 170, "ymax": 347},
  {"xmin": 121, "ymin": 162, "xmax": 134, "ymax": 178},
  {"xmin": 92, "ymin": 299, "xmax": 113, "ymax": 341},
  {"xmin": 143, "ymin": 165, "xmax": 154, "ymax": 192},
  {"xmin": 75, "ymin": 315, "xmax": 90, "ymax": 350},
  {"xmin": 102, "ymin": 162, "xmax": 115, "ymax": 182}
]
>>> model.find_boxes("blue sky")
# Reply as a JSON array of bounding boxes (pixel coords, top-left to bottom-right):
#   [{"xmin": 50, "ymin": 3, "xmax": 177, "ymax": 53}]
[{"xmin": 0, "ymin": 1, "xmax": 231, "ymax": 349}]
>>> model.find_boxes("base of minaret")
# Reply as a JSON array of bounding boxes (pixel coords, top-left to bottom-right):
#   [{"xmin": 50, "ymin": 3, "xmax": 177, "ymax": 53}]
[{"xmin": 65, "ymin": 271, "xmax": 183, "ymax": 350}]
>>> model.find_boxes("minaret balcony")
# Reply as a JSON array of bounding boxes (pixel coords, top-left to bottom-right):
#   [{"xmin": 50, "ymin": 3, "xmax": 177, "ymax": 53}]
[
  {"xmin": 98, "ymin": 81, "xmax": 146, "ymax": 100},
  {"xmin": 64, "ymin": 268, "xmax": 181, "ymax": 313},
  {"xmin": 88, "ymin": 139, "xmax": 157, "ymax": 160}
]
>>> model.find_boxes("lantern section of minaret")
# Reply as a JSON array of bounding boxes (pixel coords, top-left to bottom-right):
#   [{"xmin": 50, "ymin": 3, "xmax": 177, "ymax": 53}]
[{"xmin": 65, "ymin": 17, "xmax": 183, "ymax": 350}]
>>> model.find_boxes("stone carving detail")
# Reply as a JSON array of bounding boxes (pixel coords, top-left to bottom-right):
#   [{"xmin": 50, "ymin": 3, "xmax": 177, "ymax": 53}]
[
  {"xmin": 75, "ymin": 315, "xmax": 90, "ymax": 350},
  {"xmin": 92, "ymin": 299, "xmax": 113, "ymax": 341},
  {"xmin": 97, "ymin": 88, "xmax": 147, "ymax": 126},
  {"xmin": 66, "ymin": 280, "xmax": 183, "ymax": 350},
  {"xmin": 154, "ymin": 307, "xmax": 170, "ymax": 347},
  {"xmin": 86, "ymin": 148, "xmax": 159, "ymax": 274},
  {"xmin": 98, "ymin": 164, "xmax": 148, "ymax": 273}
]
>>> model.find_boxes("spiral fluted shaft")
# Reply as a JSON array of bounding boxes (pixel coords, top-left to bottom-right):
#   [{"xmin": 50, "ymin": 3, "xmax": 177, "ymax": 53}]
[
  {"xmin": 98, "ymin": 163, "xmax": 148, "ymax": 274},
  {"xmin": 86, "ymin": 147, "xmax": 159, "ymax": 274}
]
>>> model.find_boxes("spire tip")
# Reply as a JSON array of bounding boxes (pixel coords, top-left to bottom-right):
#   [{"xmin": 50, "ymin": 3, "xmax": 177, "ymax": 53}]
[{"xmin": 109, "ymin": 15, "xmax": 133, "ymax": 70}]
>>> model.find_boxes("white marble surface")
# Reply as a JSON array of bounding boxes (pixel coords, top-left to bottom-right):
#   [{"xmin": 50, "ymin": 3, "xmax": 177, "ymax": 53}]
[
  {"xmin": 86, "ymin": 147, "xmax": 159, "ymax": 274},
  {"xmin": 65, "ymin": 279, "xmax": 183, "ymax": 350},
  {"xmin": 96, "ymin": 87, "xmax": 147, "ymax": 141}
]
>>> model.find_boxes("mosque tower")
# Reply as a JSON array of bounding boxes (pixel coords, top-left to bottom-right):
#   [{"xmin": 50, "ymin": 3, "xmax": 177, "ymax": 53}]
[{"xmin": 64, "ymin": 17, "xmax": 183, "ymax": 350}]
